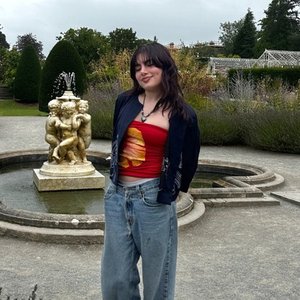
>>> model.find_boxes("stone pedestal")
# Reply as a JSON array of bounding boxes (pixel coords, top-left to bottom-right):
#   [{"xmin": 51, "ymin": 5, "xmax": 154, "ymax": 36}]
[{"xmin": 33, "ymin": 161, "xmax": 105, "ymax": 191}]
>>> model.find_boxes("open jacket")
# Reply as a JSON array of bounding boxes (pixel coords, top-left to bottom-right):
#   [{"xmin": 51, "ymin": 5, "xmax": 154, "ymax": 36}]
[{"xmin": 109, "ymin": 91, "xmax": 200, "ymax": 205}]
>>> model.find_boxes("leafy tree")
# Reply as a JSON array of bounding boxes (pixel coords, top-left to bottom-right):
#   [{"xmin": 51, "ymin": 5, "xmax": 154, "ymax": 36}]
[
  {"xmin": 39, "ymin": 40, "xmax": 87, "ymax": 112},
  {"xmin": 0, "ymin": 25, "xmax": 10, "ymax": 49},
  {"xmin": 0, "ymin": 25, "xmax": 10, "ymax": 83},
  {"xmin": 190, "ymin": 42, "xmax": 225, "ymax": 62},
  {"xmin": 136, "ymin": 38, "xmax": 155, "ymax": 48},
  {"xmin": 0, "ymin": 48, "xmax": 21, "ymax": 89},
  {"xmin": 13, "ymin": 33, "xmax": 44, "ymax": 59},
  {"xmin": 219, "ymin": 19, "xmax": 244, "ymax": 55},
  {"xmin": 88, "ymin": 49, "xmax": 132, "ymax": 89},
  {"xmin": 233, "ymin": 9, "xmax": 257, "ymax": 58},
  {"xmin": 14, "ymin": 45, "xmax": 41, "ymax": 103},
  {"xmin": 109, "ymin": 27, "xmax": 138, "ymax": 53},
  {"xmin": 257, "ymin": 0, "xmax": 300, "ymax": 53},
  {"xmin": 57, "ymin": 27, "xmax": 110, "ymax": 71},
  {"xmin": 171, "ymin": 48, "xmax": 216, "ymax": 97}
]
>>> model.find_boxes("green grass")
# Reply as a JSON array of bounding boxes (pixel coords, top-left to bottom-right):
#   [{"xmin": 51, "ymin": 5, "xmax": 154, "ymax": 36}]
[{"xmin": 0, "ymin": 99, "xmax": 47, "ymax": 116}]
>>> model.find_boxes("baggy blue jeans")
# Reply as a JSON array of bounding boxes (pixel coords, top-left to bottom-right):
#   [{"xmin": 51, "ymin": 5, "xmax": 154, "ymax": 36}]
[{"xmin": 101, "ymin": 178, "xmax": 178, "ymax": 300}]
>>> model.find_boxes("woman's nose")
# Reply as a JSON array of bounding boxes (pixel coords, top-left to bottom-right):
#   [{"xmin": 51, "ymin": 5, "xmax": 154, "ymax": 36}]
[{"xmin": 140, "ymin": 64, "xmax": 147, "ymax": 74}]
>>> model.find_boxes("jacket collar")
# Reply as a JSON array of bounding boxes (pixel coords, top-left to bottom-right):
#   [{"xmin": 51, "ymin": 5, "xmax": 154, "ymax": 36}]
[{"xmin": 117, "ymin": 94, "xmax": 142, "ymax": 142}]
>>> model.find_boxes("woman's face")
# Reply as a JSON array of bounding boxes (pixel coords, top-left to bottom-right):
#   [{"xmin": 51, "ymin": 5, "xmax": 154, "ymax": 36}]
[{"xmin": 135, "ymin": 54, "xmax": 163, "ymax": 92}]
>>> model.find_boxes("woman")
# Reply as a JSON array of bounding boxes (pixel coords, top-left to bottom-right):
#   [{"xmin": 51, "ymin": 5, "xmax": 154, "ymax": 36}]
[{"xmin": 101, "ymin": 42, "xmax": 200, "ymax": 300}]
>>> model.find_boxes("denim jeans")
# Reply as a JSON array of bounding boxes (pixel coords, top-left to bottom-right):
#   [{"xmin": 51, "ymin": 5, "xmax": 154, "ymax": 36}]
[{"xmin": 101, "ymin": 178, "xmax": 178, "ymax": 300}]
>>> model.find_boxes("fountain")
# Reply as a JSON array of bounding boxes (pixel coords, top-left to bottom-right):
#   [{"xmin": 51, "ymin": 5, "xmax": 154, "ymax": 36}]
[
  {"xmin": 33, "ymin": 72, "xmax": 105, "ymax": 191},
  {"xmin": 0, "ymin": 72, "xmax": 285, "ymax": 244}
]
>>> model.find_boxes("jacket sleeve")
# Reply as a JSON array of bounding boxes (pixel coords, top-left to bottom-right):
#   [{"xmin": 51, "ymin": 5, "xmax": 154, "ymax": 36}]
[
  {"xmin": 111, "ymin": 92, "xmax": 129, "ymax": 138},
  {"xmin": 112, "ymin": 94, "xmax": 123, "ymax": 131},
  {"xmin": 180, "ymin": 111, "xmax": 200, "ymax": 192}
]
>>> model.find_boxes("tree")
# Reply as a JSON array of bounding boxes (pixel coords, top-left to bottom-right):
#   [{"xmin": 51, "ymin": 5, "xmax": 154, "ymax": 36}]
[
  {"xmin": 190, "ymin": 42, "xmax": 225, "ymax": 62},
  {"xmin": 287, "ymin": 31, "xmax": 300, "ymax": 49},
  {"xmin": 14, "ymin": 45, "xmax": 41, "ymax": 103},
  {"xmin": 233, "ymin": 9, "xmax": 257, "ymax": 58},
  {"xmin": 0, "ymin": 48, "xmax": 21, "ymax": 89},
  {"xmin": 257, "ymin": 0, "xmax": 300, "ymax": 53},
  {"xmin": 39, "ymin": 40, "xmax": 87, "ymax": 112},
  {"xmin": 0, "ymin": 25, "xmax": 10, "ymax": 84},
  {"xmin": 13, "ymin": 33, "xmax": 44, "ymax": 59},
  {"xmin": 135, "ymin": 38, "xmax": 155, "ymax": 48},
  {"xmin": 0, "ymin": 25, "xmax": 9, "ymax": 49},
  {"xmin": 219, "ymin": 19, "xmax": 244, "ymax": 55},
  {"xmin": 57, "ymin": 27, "xmax": 110, "ymax": 71},
  {"xmin": 109, "ymin": 28, "xmax": 138, "ymax": 53}
]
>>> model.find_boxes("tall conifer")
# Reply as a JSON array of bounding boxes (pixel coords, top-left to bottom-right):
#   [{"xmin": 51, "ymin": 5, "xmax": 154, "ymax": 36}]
[
  {"xmin": 257, "ymin": 0, "xmax": 300, "ymax": 53},
  {"xmin": 233, "ymin": 9, "xmax": 257, "ymax": 58},
  {"xmin": 39, "ymin": 40, "xmax": 87, "ymax": 112},
  {"xmin": 14, "ymin": 45, "xmax": 41, "ymax": 103}
]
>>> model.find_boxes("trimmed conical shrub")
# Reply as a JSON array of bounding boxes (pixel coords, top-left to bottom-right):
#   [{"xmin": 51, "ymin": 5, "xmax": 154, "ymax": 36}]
[
  {"xmin": 39, "ymin": 40, "xmax": 87, "ymax": 112},
  {"xmin": 14, "ymin": 45, "xmax": 41, "ymax": 103}
]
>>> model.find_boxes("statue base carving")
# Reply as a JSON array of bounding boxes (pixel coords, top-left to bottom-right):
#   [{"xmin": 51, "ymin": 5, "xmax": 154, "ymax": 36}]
[
  {"xmin": 39, "ymin": 161, "xmax": 96, "ymax": 177},
  {"xmin": 33, "ymin": 163, "xmax": 105, "ymax": 191}
]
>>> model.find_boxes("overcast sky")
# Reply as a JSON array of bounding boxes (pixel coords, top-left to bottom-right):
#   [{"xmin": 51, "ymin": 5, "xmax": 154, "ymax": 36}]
[{"xmin": 1, "ymin": 0, "xmax": 272, "ymax": 56}]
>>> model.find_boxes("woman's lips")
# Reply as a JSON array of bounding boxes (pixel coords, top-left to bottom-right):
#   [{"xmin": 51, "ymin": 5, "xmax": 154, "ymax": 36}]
[{"xmin": 141, "ymin": 77, "xmax": 151, "ymax": 83}]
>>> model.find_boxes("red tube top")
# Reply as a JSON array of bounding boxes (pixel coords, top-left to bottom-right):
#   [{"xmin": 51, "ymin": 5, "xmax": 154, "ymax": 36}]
[{"xmin": 119, "ymin": 120, "xmax": 168, "ymax": 178}]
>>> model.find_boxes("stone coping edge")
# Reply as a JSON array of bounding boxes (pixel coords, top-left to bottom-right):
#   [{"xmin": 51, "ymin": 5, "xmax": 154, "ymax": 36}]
[
  {"xmin": 270, "ymin": 192, "xmax": 300, "ymax": 206},
  {"xmin": 0, "ymin": 220, "xmax": 104, "ymax": 244},
  {"xmin": 203, "ymin": 196, "xmax": 280, "ymax": 207},
  {"xmin": 0, "ymin": 200, "xmax": 205, "ymax": 245},
  {"xmin": 0, "ymin": 192, "xmax": 193, "ymax": 230}
]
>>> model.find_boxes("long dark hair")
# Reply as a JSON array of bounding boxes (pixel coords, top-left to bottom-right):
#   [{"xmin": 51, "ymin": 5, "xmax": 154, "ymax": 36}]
[{"xmin": 129, "ymin": 42, "xmax": 188, "ymax": 119}]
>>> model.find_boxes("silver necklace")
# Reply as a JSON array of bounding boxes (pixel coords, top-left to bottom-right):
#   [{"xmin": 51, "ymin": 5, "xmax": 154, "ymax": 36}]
[{"xmin": 141, "ymin": 94, "xmax": 157, "ymax": 123}]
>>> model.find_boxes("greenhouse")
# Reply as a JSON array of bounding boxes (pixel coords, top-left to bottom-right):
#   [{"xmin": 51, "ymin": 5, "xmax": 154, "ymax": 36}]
[
  {"xmin": 255, "ymin": 49, "xmax": 300, "ymax": 67},
  {"xmin": 207, "ymin": 57, "xmax": 257, "ymax": 75},
  {"xmin": 208, "ymin": 49, "xmax": 300, "ymax": 75}
]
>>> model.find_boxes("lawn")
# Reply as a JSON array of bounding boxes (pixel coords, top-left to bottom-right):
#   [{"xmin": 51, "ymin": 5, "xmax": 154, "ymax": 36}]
[{"xmin": 0, "ymin": 99, "xmax": 47, "ymax": 116}]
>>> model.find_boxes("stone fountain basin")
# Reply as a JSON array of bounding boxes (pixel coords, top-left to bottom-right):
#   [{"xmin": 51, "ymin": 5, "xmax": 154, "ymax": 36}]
[
  {"xmin": 0, "ymin": 150, "xmax": 193, "ymax": 230},
  {"xmin": 0, "ymin": 150, "xmax": 283, "ymax": 243},
  {"xmin": 191, "ymin": 159, "xmax": 284, "ymax": 200}
]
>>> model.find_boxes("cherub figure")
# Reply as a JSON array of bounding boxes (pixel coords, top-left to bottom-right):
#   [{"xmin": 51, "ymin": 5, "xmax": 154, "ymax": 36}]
[
  {"xmin": 45, "ymin": 99, "xmax": 67, "ymax": 162},
  {"xmin": 52, "ymin": 101, "xmax": 80, "ymax": 164},
  {"xmin": 75, "ymin": 100, "xmax": 92, "ymax": 163}
]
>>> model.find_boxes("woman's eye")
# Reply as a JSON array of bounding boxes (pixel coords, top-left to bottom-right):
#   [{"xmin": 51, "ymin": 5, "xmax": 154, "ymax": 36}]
[
  {"xmin": 146, "ymin": 61, "xmax": 153, "ymax": 66},
  {"xmin": 135, "ymin": 65, "xmax": 141, "ymax": 71}
]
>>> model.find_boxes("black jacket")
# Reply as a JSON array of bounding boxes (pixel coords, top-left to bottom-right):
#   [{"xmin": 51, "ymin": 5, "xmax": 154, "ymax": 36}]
[{"xmin": 109, "ymin": 91, "xmax": 200, "ymax": 205}]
